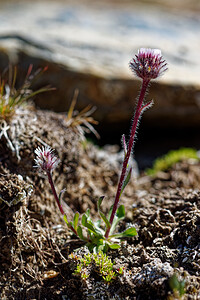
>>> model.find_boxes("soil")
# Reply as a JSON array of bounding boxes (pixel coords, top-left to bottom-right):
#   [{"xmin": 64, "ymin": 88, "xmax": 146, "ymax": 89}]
[{"xmin": 0, "ymin": 106, "xmax": 199, "ymax": 300}]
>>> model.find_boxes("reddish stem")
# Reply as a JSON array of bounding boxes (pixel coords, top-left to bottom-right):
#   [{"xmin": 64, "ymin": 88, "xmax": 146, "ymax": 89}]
[
  {"xmin": 47, "ymin": 171, "xmax": 77, "ymax": 236},
  {"xmin": 105, "ymin": 79, "xmax": 150, "ymax": 238},
  {"xmin": 47, "ymin": 170, "xmax": 65, "ymax": 214}
]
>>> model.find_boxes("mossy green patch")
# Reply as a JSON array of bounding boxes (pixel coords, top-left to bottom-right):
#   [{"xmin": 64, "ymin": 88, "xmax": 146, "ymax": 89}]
[
  {"xmin": 146, "ymin": 148, "xmax": 199, "ymax": 175},
  {"xmin": 69, "ymin": 251, "xmax": 123, "ymax": 283}
]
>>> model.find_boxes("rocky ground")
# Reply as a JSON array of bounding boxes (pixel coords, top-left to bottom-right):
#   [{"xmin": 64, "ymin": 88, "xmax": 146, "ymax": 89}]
[{"xmin": 0, "ymin": 106, "xmax": 199, "ymax": 299}]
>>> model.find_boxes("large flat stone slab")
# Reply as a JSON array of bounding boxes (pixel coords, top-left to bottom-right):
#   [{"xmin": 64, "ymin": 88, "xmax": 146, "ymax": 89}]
[{"xmin": 0, "ymin": 1, "xmax": 200, "ymax": 128}]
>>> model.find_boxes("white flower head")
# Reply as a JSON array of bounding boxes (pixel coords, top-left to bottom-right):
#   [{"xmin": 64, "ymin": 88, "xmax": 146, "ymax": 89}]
[{"xmin": 34, "ymin": 146, "xmax": 60, "ymax": 173}]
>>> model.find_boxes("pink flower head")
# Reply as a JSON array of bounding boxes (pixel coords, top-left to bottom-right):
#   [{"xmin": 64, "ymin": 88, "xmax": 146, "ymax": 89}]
[
  {"xmin": 34, "ymin": 146, "xmax": 60, "ymax": 173},
  {"xmin": 129, "ymin": 48, "xmax": 167, "ymax": 81}
]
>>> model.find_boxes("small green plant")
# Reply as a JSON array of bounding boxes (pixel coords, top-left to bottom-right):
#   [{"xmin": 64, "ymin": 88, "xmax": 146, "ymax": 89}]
[
  {"xmin": 169, "ymin": 273, "xmax": 185, "ymax": 299},
  {"xmin": 69, "ymin": 251, "xmax": 122, "ymax": 283},
  {"xmin": 34, "ymin": 48, "xmax": 167, "ymax": 252},
  {"xmin": 146, "ymin": 147, "xmax": 198, "ymax": 175},
  {"xmin": 0, "ymin": 64, "xmax": 52, "ymax": 121}
]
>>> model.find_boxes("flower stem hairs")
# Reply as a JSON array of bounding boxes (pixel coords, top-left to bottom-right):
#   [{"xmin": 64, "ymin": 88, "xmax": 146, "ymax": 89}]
[{"xmin": 105, "ymin": 48, "xmax": 167, "ymax": 238}]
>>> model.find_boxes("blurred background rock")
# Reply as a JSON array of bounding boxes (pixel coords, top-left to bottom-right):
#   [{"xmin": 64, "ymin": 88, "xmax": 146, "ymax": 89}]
[{"xmin": 0, "ymin": 0, "xmax": 199, "ymax": 168}]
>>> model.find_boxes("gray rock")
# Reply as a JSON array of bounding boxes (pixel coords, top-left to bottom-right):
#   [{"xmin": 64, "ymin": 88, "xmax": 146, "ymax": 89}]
[{"xmin": 0, "ymin": 1, "xmax": 200, "ymax": 128}]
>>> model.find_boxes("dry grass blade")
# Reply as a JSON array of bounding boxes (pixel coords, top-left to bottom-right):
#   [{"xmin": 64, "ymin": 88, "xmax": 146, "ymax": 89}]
[
  {"xmin": 66, "ymin": 88, "xmax": 79, "ymax": 122},
  {"xmin": 66, "ymin": 89, "xmax": 100, "ymax": 139}
]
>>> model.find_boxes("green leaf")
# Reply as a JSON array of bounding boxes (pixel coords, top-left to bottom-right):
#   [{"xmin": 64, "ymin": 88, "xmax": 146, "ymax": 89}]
[
  {"xmin": 179, "ymin": 281, "xmax": 185, "ymax": 297},
  {"xmin": 110, "ymin": 227, "xmax": 137, "ymax": 238},
  {"xmin": 121, "ymin": 227, "xmax": 137, "ymax": 237},
  {"xmin": 116, "ymin": 205, "xmax": 125, "ymax": 219},
  {"xmin": 96, "ymin": 238, "xmax": 104, "ymax": 248},
  {"xmin": 108, "ymin": 204, "xmax": 113, "ymax": 220},
  {"xmin": 108, "ymin": 243, "xmax": 120, "ymax": 249},
  {"xmin": 73, "ymin": 212, "xmax": 79, "ymax": 231},
  {"xmin": 82, "ymin": 214, "xmax": 87, "ymax": 226},
  {"xmin": 97, "ymin": 196, "xmax": 105, "ymax": 210},
  {"xmin": 77, "ymin": 226, "xmax": 86, "ymax": 241},
  {"xmin": 82, "ymin": 214, "xmax": 98, "ymax": 235},
  {"xmin": 169, "ymin": 274, "xmax": 180, "ymax": 291},
  {"xmin": 63, "ymin": 214, "xmax": 68, "ymax": 225},
  {"xmin": 85, "ymin": 222, "xmax": 98, "ymax": 235},
  {"xmin": 97, "ymin": 196, "xmax": 110, "ymax": 230},
  {"xmin": 93, "ymin": 242, "xmax": 108, "ymax": 253},
  {"xmin": 95, "ymin": 219, "xmax": 102, "ymax": 228},
  {"xmin": 85, "ymin": 209, "xmax": 90, "ymax": 218},
  {"xmin": 109, "ymin": 205, "xmax": 125, "ymax": 235},
  {"xmin": 120, "ymin": 168, "xmax": 132, "ymax": 197},
  {"xmin": 99, "ymin": 211, "xmax": 110, "ymax": 229},
  {"xmin": 169, "ymin": 274, "xmax": 185, "ymax": 297}
]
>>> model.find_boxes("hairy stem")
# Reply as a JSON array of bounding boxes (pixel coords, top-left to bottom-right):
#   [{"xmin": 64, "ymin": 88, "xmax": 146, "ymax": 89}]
[
  {"xmin": 47, "ymin": 170, "xmax": 77, "ymax": 236},
  {"xmin": 105, "ymin": 79, "xmax": 150, "ymax": 238}
]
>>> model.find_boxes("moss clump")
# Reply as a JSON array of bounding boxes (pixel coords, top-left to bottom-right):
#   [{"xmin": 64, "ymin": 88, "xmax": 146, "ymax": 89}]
[
  {"xmin": 146, "ymin": 148, "xmax": 199, "ymax": 175},
  {"xmin": 69, "ymin": 251, "xmax": 123, "ymax": 283}
]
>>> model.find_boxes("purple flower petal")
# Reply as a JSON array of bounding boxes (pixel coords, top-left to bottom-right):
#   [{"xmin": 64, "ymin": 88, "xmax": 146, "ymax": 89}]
[{"xmin": 129, "ymin": 48, "xmax": 167, "ymax": 81}]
